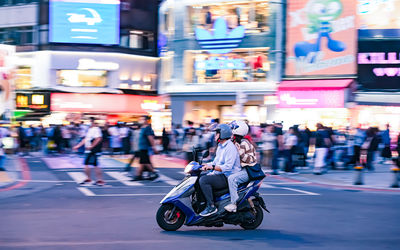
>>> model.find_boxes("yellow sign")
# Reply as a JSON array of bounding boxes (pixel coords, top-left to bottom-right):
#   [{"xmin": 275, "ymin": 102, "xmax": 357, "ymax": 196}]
[{"xmin": 16, "ymin": 95, "xmax": 28, "ymax": 108}]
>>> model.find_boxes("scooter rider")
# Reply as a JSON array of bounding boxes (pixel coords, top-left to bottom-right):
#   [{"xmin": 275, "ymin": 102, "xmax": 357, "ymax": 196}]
[
  {"xmin": 199, "ymin": 124, "xmax": 241, "ymax": 217},
  {"xmin": 224, "ymin": 120, "xmax": 257, "ymax": 212}
]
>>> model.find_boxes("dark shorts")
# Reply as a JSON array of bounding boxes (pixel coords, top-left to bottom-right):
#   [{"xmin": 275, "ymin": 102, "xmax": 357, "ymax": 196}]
[
  {"xmin": 139, "ymin": 150, "xmax": 151, "ymax": 164},
  {"xmin": 84, "ymin": 152, "xmax": 99, "ymax": 166}
]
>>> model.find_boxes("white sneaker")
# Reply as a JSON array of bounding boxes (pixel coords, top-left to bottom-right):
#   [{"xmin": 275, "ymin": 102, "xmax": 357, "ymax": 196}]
[{"xmin": 224, "ymin": 203, "xmax": 237, "ymax": 213}]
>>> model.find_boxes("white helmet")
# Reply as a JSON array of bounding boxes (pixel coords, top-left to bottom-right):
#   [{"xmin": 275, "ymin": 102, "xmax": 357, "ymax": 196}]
[{"xmin": 231, "ymin": 120, "xmax": 249, "ymax": 136}]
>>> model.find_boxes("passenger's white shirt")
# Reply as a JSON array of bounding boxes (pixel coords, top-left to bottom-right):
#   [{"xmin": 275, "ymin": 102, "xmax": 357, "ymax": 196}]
[{"xmin": 84, "ymin": 126, "xmax": 102, "ymax": 150}]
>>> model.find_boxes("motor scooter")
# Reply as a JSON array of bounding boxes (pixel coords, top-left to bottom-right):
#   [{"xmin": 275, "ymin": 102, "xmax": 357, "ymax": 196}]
[{"xmin": 156, "ymin": 149, "xmax": 269, "ymax": 231}]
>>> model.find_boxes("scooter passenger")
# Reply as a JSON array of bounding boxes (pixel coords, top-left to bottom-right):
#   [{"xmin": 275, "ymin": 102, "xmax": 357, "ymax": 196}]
[
  {"xmin": 199, "ymin": 124, "xmax": 241, "ymax": 217},
  {"xmin": 224, "ymin": 120, "xmax": 257, "ymax": 212}
]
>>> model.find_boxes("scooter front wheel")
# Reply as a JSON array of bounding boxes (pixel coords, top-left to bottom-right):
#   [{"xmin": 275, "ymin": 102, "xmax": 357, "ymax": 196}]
[{"xmin": 156, "ymin": 204, "xmax": 186, "ymax": 231}]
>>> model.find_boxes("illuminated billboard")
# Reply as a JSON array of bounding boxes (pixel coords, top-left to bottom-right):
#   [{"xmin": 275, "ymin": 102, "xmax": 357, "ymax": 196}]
[
  {"xmin": 285, "ymin": 0, "xmax": 357, "ymax": 77},
  {"xmin": 49, "ymin": 0, "xmax": 120, "ymax": 45},
  {"xmin": 357, "ymin": 0, "xmax": 400, "ymax": 38},
  {"xmin": 358, "ymin": 40, "xmax": 400, "ymax": 90}
]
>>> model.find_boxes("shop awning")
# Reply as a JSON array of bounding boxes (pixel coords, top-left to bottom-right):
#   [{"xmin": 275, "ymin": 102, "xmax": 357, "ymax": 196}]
[
  {"xmin": 355, "ymin": 92, "xmax": 400, "ymax": 106},
  {"xmin": 278, "ymin": 79, "xmax": 353, "ymax": 91}
]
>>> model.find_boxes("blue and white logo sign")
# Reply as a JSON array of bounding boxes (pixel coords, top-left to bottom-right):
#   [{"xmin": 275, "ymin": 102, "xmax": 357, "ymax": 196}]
[
  {"xmin": 49, "ymin": 0, "xmax": 120, "ymax": 45},
  {"xmin": 195, "ymin": 57, "xmax": 245, "ymax": 71},
  {"xmin": 195, "ymin": 17, "xmax": 245, "ymax": 54}
]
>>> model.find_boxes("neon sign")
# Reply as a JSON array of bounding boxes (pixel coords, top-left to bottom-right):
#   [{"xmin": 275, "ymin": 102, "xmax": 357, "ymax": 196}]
[
  {"xmin": 358, "ymin": 52, "xmax": 400, "ymax": 64},
  {"xmin": 358, "ymin": 52, "xmax": 400, "ymax": 77}
]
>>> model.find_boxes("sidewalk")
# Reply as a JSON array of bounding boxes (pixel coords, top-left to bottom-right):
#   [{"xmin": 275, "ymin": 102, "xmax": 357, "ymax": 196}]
[{"xmin": 0, "ymin": 156, "xmax": 20, "ymax": 188}]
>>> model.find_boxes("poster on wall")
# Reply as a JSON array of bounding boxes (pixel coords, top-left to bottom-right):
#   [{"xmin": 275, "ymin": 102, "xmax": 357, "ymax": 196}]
[
  {"xmin": 285, "ymin": 0, "xmax": 357, "ymax": 77},
  {"xmin": 49, "ymin": 0, "xmax": 120, "ymax": 45},
  {"xmin": 0, "ymin": 45, "xmax": 16, "ymax": 118},
  {"xmin": 358, "ymin": 0, "xmax": 400, "ymax": 38}
]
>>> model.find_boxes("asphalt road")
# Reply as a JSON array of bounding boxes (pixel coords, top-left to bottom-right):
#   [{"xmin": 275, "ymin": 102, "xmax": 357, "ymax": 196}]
[{"xmin": 1, "ymin": 156, "xmax": 400, "ymax": 250}]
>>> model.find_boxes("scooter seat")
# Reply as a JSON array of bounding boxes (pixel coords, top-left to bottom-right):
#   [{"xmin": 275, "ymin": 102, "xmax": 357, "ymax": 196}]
[
  {"xmin": 213, "ymin": 181, "xmax": 251, "ymax": 198},
  {"xmin": 213, "ymin": 188, "xmax": 230, "ymax": 197}
]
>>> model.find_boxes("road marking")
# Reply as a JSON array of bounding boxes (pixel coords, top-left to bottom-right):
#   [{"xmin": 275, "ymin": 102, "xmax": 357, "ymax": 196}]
[
  {"xmin": 67, "ymin": 172, "xmax": 87, "ymax": 184},
  {"xmin": 281, "ymin": 187, "xmax": 320, "ymax": 196},
  {"xmin": 77, "ymin": 187, "xmax": 95, "ymax": 196},
  {"xmin": 264, "ymin": 181, "xmax": 311, "ymax": 185},
  {"xmin": 260, "ymin": 193, "xmax": 317, "ymax": 196},
  {"xmin": 261, "ymin": 183, "xmax": 274, "ymax": 188},
  {"xmin": 153, "ymin": 174, "xmax": 179, "ymax": 186},
  {"xmin": 105, "ymin": 172, "xmax": 144, "ymax": 186},
  {"xmin": 75, "ymin": 192, "xmax": 319, "ymax": 197}
]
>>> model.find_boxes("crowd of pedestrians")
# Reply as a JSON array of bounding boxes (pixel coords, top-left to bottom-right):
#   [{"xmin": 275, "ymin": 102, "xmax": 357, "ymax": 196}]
[{"xmin": 0, "ymin": 118, "xmax": 399, "ymax": 177}]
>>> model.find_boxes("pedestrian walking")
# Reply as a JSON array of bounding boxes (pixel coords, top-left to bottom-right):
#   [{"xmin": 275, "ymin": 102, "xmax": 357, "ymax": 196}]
[
  {"xmin": 182, "ymin": 128, "xmax": 200, "ymax": 164},
  {"xmin": 161, "ymin": 128, "xmax": 170, "ymax": 155},
  {"xmin": 120, "ymin": 122, "xmax": 131, "ymax": 155},
  {"xmin": 131, "ymin": 116, "xmax": 159, "ymax": 181},
  {"xmin": 124, "ymin": 123, "xmax": 141, "ymax": 173},
  {"xmin": 364, "ymin": 127, "xmax": 380, "ymax": 171},
  {"xmin": 108, "ymin": 123, "xmax": 122, "ymax": 155},
  {"xmin": 72, "ymin": 117, "xmax": 105, "ymax": 186},
  {"xmin": 261, "ymin": 124, "xmax": 276, "ymax": 170},
  {"xmin": 283, "ymin": 127, "xmax": 298, "ymax": 173},
  {"xmin": 313, "ymin": 123, "xmax": 331, "ymax": 175},
  {"xmin": 350, "ymin": 127, "xmax": 366, "ymax": 166},
  {"xmin": 380, "ymin": 124, "xmax": 392, "ymax": 163}
]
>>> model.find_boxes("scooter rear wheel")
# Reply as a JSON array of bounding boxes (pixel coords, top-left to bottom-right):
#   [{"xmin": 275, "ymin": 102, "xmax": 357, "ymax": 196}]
[
  {"xmin": 156, "ymin": 204, "xmax": 185, "ymax": 231},
  {"xmin": 240, "ymin": 206, "xmax": 263, "ymax": 230}
]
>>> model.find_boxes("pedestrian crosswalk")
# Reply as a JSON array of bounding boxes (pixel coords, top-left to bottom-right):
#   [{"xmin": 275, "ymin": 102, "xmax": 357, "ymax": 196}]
[
  {"xmin": 61, "ymin": 169, "xmax": 320, "ymax": 197},
  {"xmin": 66, "ymin": 171, "xmax": 181, "ymax": 187}
]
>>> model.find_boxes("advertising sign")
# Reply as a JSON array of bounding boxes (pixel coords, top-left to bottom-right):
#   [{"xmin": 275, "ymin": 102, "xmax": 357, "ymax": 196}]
[
  {"xmin": 51, "ymin": 93, "xmax": 163, "ymax": 113},
  {"xmin": 358, "ymin": 0, "xmax": 400, "ymax": 38},
  {"xmin": 286, "ymin": 0, "xmax": 357, "ymax": 76},
  {"xmin": 16, "ymin": 93, "xmax": 50, "ymax": 111},
  {"xmin": 49, "ymin": 0, "xmax": 120, "ymax": 45},
  {"xmin": 0, "ymin": 45, "xmax": 16, "ymax": 117},
  {"xmin": 358, "ymin": 40, "xmax": 400, "ymax": 90},
  {"xmin": 277, "ymin": 90, "xmax": 345, "ymax": 108}
]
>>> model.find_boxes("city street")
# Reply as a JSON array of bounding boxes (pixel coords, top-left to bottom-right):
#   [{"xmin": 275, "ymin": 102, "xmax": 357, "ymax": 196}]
[{"xmin": 1, "ymin": 155, "xmax": 400, "ymax": 250}]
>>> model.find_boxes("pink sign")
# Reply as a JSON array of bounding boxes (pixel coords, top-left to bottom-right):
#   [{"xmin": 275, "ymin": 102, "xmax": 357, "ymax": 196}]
[
  {"xmin": 51, "ymin": 93, "xmax": 164, "ymax": 113},
  {"xmin": 277, "ymin": 90, "xmax": 345, "ymax": 108}
]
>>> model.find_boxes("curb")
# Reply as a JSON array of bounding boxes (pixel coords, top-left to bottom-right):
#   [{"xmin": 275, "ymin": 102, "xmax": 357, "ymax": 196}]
[{"xmin": 270, "ymin": 174, "xmax": 400, "ymax": 193}]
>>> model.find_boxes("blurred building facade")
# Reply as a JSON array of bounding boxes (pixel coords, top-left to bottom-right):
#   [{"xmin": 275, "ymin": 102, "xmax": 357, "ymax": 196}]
[
  {"xmin": 0, "ymin": 0, "xmax": 169, "ymax": 131},
  {"xmin": 158, "ymin": 0, "xmax": 284, "ymax": 126}
]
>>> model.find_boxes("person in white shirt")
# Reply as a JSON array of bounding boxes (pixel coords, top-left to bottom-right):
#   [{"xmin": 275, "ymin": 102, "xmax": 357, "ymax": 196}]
[
  {"xmin": 283, "ymin": 127, "xmax": 298, "ymax": 173},
  {"xmin": 261, "ymin": 124, "xmax": 277, "ymax": 169},
  {"xmin": 73, "ymin": 118, "xmax": 104, "ymax": 186},
  {"xmin": 108, "ymin": 124, "xmax": 122, "ymax": 155}
]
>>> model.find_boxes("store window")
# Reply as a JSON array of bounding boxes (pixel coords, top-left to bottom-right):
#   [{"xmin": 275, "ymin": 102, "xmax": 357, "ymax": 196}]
[
  {"xmin": 120, "ymin": 29, "xmax": 154, "ymax": 50},
  {"xmin": 185, "ymin": 0, "xmax": 270, "ymax": 36},
  {"xmin": 184, "ymin": 47, "xmax": 271, "ymax": 83},
  {"xmin": 15, "ymin": 66, "xmax": 32, "ymax": 89},
  {"xmin": 0, "ymin": 26, "xmax": 35, "ymax": 45},
  {"xmin": 57, "ymin": 70, "xmax": 107, "ymax": 87}
]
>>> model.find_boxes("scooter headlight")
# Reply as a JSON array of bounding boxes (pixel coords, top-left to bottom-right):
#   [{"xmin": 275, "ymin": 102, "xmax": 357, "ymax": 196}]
[{"xmin": 184, "ymin": 162, "xmax": 195, "ymax": 174}]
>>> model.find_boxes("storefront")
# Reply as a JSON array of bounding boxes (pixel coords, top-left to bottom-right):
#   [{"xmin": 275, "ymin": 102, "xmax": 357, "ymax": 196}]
[
  {"xmin": 16, "ymin": 51, "xmax": 159, "ymax": 91},
  {"xmin": 159, "ymin": 0, "xmax": 283, "ymax": 125},
  {"xmin": 275, "ymin": 79, "xmax": 355, "ymax": 130},
  {"xmin": 49, "ymin": 93, "xmax": 169, "ymax": 136}
]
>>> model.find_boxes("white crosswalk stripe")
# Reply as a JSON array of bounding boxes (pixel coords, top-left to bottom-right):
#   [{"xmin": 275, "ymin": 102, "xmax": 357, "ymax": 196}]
[
  {"xmin": 105, "ymin": 172, "xmax": 144, "ymax": 186},
  {"xmin": 153, "ymin": 174, "xmax": 179, "ymax": 186},
  {"xmin": 67, "ymin": 172, "xmax": 88, "ymax": 184}
]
